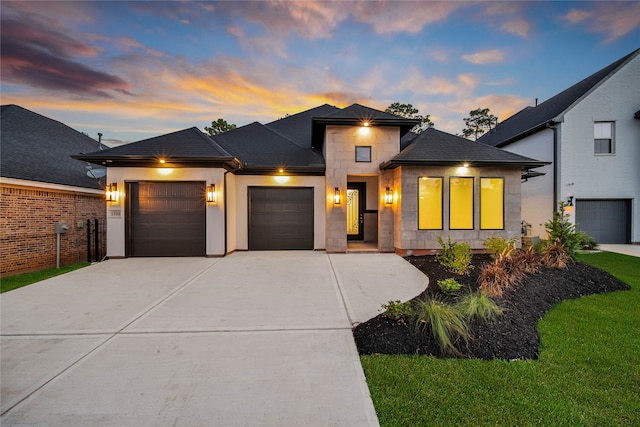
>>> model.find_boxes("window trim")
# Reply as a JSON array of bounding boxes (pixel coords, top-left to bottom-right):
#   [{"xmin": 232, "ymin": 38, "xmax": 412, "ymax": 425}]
[
  {"xmin": 449, "ymin": 176, "xmax": 474, "ymax": 230},
  {"xmin": 417, "ymin": 176, "xmax": 444, "ymax": 230},
  {"xmin": 479, "ymin": 177, "xmax": 505, "ymax": 230},
  {"xmin": 355, "ymin": 146, "xmax": 372, "ymax": 162},
  {"xmin": 594, "ymin": 121, "xmax": 615, "ymax": 155}
]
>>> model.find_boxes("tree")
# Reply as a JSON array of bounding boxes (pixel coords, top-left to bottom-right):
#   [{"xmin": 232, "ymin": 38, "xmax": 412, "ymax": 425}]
[
  {"xmin": 204, "ymin": 118, "xmax": 237, "ymax": 135},
  {"xmin": 385, "ymin": 102, "xmax": 434, "ymax": 133},
  {"xmin": 461, "ymin": 108, "xmax": 498, "ymax": 141}
]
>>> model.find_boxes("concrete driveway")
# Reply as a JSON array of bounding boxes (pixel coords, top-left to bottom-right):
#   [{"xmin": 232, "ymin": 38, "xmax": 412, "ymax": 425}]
[{"xmin": 1, "ymin": 252, "xmax": 427, "ymax": 426}]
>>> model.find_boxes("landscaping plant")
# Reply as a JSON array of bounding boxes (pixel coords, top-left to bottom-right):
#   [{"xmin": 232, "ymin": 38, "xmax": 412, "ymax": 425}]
[
  {"xmin": 455, "ymin": 290, "xmax": 503, "ymax": 322},
  {"xmin": 541, "ymin": 240, "xmax": 572, "ymax": 269},
  {"xmin": 381, "ymin": 300, "xmax": 414, "ymax": 324},
  {"xmin": 544, "ymin": 201, "xmax": 581, "ymax": 259},
  {"xmin": 483, "ymin": 236, "xmax": 517, "ymax": 259},
  {"xmin": 436, "ymin": 235, "xmax": 473, "ymax": 275},
  {"xmin": 437, "ymin": 278, "xmax": 462, "ymax": 294},
  {"xmin": 478, "ymin": 248, "xmax": 524, "ymax": 297},
  {"xmin": 511, "ymin": 246, "xmax": 542, "ymax": 274},
  {"xmin": 413, "ymin": 295, "xmax": 469, "ymax": 356},
  {"xmin": 576, "ymin": 230, "xmax": 599, "ymax": 250}
]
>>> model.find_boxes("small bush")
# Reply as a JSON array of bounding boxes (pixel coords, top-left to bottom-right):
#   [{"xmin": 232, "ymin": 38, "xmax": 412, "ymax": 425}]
[
  {"xmin": 436, "ymin": 235, "xmax": 474, "ymax": 275},
  {"xmin": 478, "ymin": 253, "xmax": 523, "ymax": 297},
  {"xmin": 542, "ymin": 240, "xmax": 572, "ymax": 269},
  {"xmin": 483, "ymin": 237, "xmax": 517, "ymax": 259},
  {"xmin": 511, "ymin": 247, "xmax": 542, "ymax": 274},
  {"xmin": 381, "ymin": 300, "xmax": 414, "ymax": 323},
  {"xmin": 544, "ymin": 202, "xmax": 581, "ymax": 259},
  {"xmin": 413, "ymin": 296, "xmax": 469, "ymax": 356},
  {"xmin": 576, "ymin": 230, "xmax": 599, "ymax": 250},
  {"xmin": 437, "ymin": 278, "xmax": 462, "ymax": 294},
  {"xmin": 456, "ymin": 291, "xmax": 503, "ymax": 322}
]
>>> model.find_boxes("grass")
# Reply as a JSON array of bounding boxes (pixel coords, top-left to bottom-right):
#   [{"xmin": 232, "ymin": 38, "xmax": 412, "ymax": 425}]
[
  {"xmin": 361, "ymin": 252, "xmax": 640, "ymax": 426},
  {"xmin": 1, "ymin": 263, "xmax": 90, "ymax": 293}
]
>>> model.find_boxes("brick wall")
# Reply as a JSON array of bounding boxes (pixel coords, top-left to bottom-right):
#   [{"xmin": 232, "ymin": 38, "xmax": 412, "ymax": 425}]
[{"xmin": 0, "ymin": 184, "xmax": 106, "ymax": 276}]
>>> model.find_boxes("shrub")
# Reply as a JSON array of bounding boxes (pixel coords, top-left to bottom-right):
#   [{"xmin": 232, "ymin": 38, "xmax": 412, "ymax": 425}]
[
  {"xmin": 381, "ymin": 300, "xmax": 414, "ymax": 323},
  {"xmin": 436, "ymin": 235, "xmax": 474, "ymax": 275},
  {"xmin": 437, "ymin": 278, "xmax": 462, "ymax": 294},
  {"xmin": 478, "ymin": 253, "xmax": 523, "ymax": 297},
  {"xmin": 542, "ymin": 240, "xmax": 572, "ymax": 269},
  {"xmin": 413, "ymin": 296, "xmax": 469, "ymax": 356},
  {"xmin": 511, "ymin": 247, "xmax": 542, "ymax": 274},
  {"xmin": 483, "ymin": 237, "xmax": 517, "ymax": 259},
  {"xmin": 544, "ymin": 202, "xmax": 581, "ymax": 259},
  {"xmin": 456, "ymin": 291, "xmax": 503, "ymax": 322},
  {"xmin": 576, "ymin": 230, "xmax": 599, "ymax": 250}
]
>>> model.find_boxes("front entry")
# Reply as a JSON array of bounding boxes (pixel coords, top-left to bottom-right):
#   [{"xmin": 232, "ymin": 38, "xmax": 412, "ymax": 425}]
[{"xmin": 347, "ymin": 182, "xmax": 365, "ymax": 240}]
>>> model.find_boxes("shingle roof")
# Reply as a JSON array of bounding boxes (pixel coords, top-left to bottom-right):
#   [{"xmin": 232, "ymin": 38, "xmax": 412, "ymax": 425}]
[
  {"xmin": 212, "ymin": 122, "xmax": 325, "ymax": 173},
  {"xmin": 74, "ymin": 127, "xmax": 241, "ymax": 168},
  {"xmin": 381, "ymin": 128, "xmax": 547, "ymax": 169},
  {"xmin": 265, "ymin": 104, "xmax": 340, "ymax": 149},
  {"xmin": 479, "ymin": 48, "xmax": 640, "ymax": 147},
  {"xmin": 1, "ymin": 104, "xmax": 107, "ymax": 189}
]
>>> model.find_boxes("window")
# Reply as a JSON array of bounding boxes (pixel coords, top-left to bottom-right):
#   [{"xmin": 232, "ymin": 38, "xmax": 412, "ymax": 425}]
[
  {"xmin": 480, "ymin": 178, "xmax": 504, "ymax": 229},
  {"xmin": 449, "ymin": 177, "xmax": 474, "ymax": 229},
  {"xmin": 355, "ymin": 146, "xmax": 371, "ymax": 162},
  {"xmin": 418, "ymin": 177, "xmax": 443, "ymax": 229},
  {"xmin": 594, "ymin": 122, "xmax": 614, "ymax": 154}
]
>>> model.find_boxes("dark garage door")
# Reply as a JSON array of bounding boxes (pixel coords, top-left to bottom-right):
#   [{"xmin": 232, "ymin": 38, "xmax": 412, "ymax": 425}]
[
  {"xmin": 575, "ymin": 199, "xmax": 631, "ymax": 244},
  {"xmin": 128, "ymin": 182, "xmax": 206, "ymax": 256},
  {"xmin": 249, "ymin": 187, "xmax": 314, "ymax": 250}
]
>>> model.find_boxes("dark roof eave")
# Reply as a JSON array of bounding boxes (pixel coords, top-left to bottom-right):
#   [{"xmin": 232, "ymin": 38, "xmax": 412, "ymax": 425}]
[
  {"xmin": 380, "ymin": 159, "xmax": 550, "ymax": 170},
  {"xmin": 312, "ymin": 116, "xmax": 421, "ymax": 127},
  {"xmin": 236, "ymin": 165, "xmax": 325, "ymax": 176},
  {"xmin": 493, "ymin": 119, "xmax": 561, "ymax": 148},
  {"xmin": 72, "ymin": 155, "xmax": 243, "ymax": 169}
]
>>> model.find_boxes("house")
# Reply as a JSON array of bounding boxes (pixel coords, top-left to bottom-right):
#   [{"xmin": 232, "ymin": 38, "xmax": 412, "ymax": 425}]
[
  {"xmin": 479, "ymin": 49, "xmax": 640, "ymax": 244},
  {"xmin": 74, "ymin": 104, "xmax": 546, "ymax": 257},
  {"xmin": 1, "ymin": 105, "xmax": 108, "ymax": 275}
]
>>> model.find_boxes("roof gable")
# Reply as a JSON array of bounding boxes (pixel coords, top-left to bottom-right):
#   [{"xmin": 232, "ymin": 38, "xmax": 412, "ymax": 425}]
[
  {"xmin": 382, "ymin": 128, "xmax": 546, "ymax": 169},
  {"xmin": 479, "ymin": 48, "xmax": 640, "ymax": 147},
  {"xmin": 265, "ymin": 104, "xmax": 340, "ymax": 149},
  {"xmin": 1, "ymin": 104, "xmax": 107, "ymax": 189}
]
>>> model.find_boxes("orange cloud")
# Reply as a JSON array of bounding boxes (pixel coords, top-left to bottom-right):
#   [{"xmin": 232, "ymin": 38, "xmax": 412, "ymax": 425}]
[
  {"xmin": 462, "ymin": 49, "xmax": 505, "ymax": 65},
  {"xmin": 564, "ymin": 3, "xmax": 640, "ymax": 42}
]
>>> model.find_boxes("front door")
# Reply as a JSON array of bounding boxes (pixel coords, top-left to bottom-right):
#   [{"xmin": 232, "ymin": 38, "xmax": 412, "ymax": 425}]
[{"xmin": 346, "ymin": 182, "xmax": 365, "ymax": 240}]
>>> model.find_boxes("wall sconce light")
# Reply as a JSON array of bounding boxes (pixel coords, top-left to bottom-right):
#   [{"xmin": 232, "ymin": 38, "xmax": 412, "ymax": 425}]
[
  {"xmin": 206, "ymin": 184, "xmax": 217, "ymax": 203},
  {"xmin": 362, "ymin": 120, "xmax": 370, "ymax": 127},
  {"xmin": 384, "ymin": 187, "xmax": 393, "ymax": 204},
  {"xmin": 105, "ymin": 183, "xmax": 118, "ymax": 202},
  {"xmin": 334, "ymin": 187, "xmax": 341, "ymax": 205},
  {"xmin": 567, "ymin": 195, "xmax": 574, "ymax": 206}
]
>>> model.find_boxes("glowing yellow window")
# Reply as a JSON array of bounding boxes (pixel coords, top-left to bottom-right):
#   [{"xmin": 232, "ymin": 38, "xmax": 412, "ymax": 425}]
[
  {"xmin": 450, "ymin": 177, "xmax": 473, "ymax": 229},
  {"xmin": 480, "ymin": 178, "xmax": 504, "ymax": 229},
  {"xmin": 418, "ymin": 177, "xmax": 443, "ymax": 229}
]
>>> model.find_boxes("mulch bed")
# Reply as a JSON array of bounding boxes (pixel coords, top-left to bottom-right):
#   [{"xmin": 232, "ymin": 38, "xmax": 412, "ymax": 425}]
[{"xmin": 353, "ymin": 254, "xmax": 630, "ymax": 360}]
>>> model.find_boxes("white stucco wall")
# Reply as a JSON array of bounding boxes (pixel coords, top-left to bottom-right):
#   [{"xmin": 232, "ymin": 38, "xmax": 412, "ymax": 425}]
[
  {"xmin": 500, "ymin": 128, "xmax": 555, "ymax": 238},
  {"xmin": 232, "ymin": 175, "xmax": 326, "ymax": 251},
  {"xmin": 559, "ymin": 53, "xmax": 640, "ymax": 242},
  {"xmin": 105, "ymin": 167, "xmax": 226, "ymax": 257}
]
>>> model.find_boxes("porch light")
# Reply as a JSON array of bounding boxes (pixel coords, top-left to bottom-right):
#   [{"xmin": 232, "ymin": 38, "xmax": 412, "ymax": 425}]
[
  {"xmin": 362, "ymin": 121, "xmax": 370, "ymax": 127},
  {"xmin": 567, "ymin": 195, "xmax": 574, "ymax": 206},
  {"xmin": 206, "ymin": 184, "xmax": 217, "ymax": 203},
  {"xmin": 159, "ymin": 159, "xmax": 166, "ymax": 164},
  {"xmin": 463, "ymin": 163, "xmax": 469, "ymax": 168},
  {"xmin": 106, "ymin": 183, "xmax": 118, "ymax": 202},
  {"xmin": 334, "ymin": 187, "xmax": 341, "ymax": 204},
  {"xmin": 384, "ymin": 187, "xmax": 393, "ymax": 204}
]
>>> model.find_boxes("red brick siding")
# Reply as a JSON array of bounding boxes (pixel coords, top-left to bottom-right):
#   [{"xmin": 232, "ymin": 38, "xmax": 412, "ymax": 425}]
[{"xmin": 0, "ymin": 185, "xmax": 106, "ymax": 276}]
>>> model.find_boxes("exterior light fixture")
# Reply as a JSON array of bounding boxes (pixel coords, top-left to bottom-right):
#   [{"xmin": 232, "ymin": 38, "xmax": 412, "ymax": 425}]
[
  {"xmin": 463, "ymin": 163, "xmax": 469, "ymax": 168},
  {"xmin": 567, "ymin": 195, "xmax": 574, "ymax": 206},
  {"xmin": 334, "ymin": 187, "xmax": 341, "ymax": 205},
  {"xmin": 384, "ymin": 187, "xmax": 393, "ymax": 204},
  {"xmin": 206, "ymin": 184, "xmax": 217, "ymax": 203},
  {"xmin": 278, "ymin": 168, "xmax": 284, "ymax": 173},
  {"xmin": 362, "ymin": 121, "xmax": 370, "ymax": 127},
  {"xmin": 106, "ymin": 183, "xmax": 118, "ymax": 202},
  {"xmin": 159, "ymin": 159, "xmax": 166, "ymax": 164}
]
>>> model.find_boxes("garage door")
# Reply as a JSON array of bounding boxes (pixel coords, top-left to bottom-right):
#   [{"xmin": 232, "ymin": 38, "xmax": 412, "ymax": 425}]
[
  {"xmin": 249, "ymin": 187, "xmax": 314, "ymax": 250},
  {"xmin": 128, "ymin": 182, "xmax": 206, "ymax": 256},
  {"xmin": 575, "ymin": 199, "xmax": 631, "ymax": 244}
]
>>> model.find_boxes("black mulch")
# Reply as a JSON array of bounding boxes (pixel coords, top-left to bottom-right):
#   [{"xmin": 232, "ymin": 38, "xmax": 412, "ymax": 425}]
[{"xmin": 353, "ymin": 254, "xmax": 630, "ymax": 360}]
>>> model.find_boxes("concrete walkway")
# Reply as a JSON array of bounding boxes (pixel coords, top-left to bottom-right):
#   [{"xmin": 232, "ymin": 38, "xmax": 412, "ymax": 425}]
[
  {"xmin": 1, "ymin": 252, "xmax": 427, "ymax": 426},
  {"xmin": 598, "ymin": 244, "xmax": 640, "ymax": 258}
]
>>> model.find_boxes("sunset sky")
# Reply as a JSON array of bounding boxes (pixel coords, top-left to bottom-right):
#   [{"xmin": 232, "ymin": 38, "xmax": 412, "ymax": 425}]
[{"xmin": 1, "ymin": 1, "xmax": 639, "ymax": 146}]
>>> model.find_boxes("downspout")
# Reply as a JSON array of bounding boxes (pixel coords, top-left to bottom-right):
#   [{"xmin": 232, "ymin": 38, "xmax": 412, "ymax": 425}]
[{"xmin": 546, "ymin": 122, "xmax": 559, "ymax": 212}]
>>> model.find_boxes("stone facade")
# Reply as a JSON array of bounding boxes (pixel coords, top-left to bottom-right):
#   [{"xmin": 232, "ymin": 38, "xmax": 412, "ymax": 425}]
[
  {"xmin": 392, "ymin": 165, "xmax": 522, "ymax": 253},
  {"xmin": 1, "ymin": 183, "xmax": 106, "ymax": 275}
]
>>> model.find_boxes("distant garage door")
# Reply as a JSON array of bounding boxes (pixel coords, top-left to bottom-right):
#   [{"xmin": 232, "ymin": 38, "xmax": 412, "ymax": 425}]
[
  {"xmin": 128, "ymin": 182, "xmax": 206, "ymax": 256},
  {"xmin": 575, "ymin": 199, "xmax": 631, "ymax": 244},
  {"xmin": 249, "ymin": 187, "xmax": 314, "ymax": 250}
]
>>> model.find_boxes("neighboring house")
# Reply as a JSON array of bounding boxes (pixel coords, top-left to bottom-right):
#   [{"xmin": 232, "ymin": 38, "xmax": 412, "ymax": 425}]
[
  {"xmin": 1, "ymin": 105, "xmax": 107, "ymax": 275},
  {"xmin": 479, "ymin": 49, "xmax": 640, "ymax": 244},
  {"xmin": 75, "ymin": 103, "xmax": 546, "ymax": 257}
]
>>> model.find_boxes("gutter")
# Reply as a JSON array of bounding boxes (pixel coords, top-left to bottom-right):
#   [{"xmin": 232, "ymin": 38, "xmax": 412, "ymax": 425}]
[{"xmin": 546, "ymin": 122, "xmax": 560, "ymax": 213}]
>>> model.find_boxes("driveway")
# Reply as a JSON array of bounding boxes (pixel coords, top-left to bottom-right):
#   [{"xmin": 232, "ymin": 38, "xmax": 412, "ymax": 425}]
[{"xmin": 1, "ymin": 252, "xmax": 427, "ymax": 426}]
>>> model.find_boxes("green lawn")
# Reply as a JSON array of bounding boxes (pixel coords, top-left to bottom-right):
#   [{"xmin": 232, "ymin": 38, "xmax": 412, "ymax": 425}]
[
  {"xmin": 361, "ymin": 252, "xmax": 640, "ymax": 426},
  {"xmin": 1, "ymin": 263, "xmax": 90, "ymax": 293}
]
